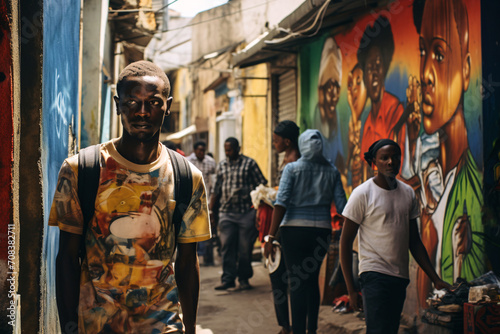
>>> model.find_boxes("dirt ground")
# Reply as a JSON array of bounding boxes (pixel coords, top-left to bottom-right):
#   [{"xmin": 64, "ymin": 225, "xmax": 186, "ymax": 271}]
[{"xmin": 194, "ymin": 253, "xmax": 368, "ymax": 334}]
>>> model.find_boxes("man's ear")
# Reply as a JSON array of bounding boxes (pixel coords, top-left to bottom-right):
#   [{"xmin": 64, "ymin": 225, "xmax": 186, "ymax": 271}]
[
  {"xmin": 165, "ymin": 96, "xmax": 173, "ymax": 117},
  {"xmin": 284, "ymin": 138, "xmax": 292, "ymax": 148},
  {"xmin": 113, "ymin": 96, "xmax": 121, "ymax": 115},
  {"xmin": 463, "ymin": 53, "xmax": 471, "ymax": 92}
]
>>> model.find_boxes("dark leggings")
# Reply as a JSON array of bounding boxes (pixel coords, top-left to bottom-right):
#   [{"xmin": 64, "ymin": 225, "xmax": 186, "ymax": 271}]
[
  {"xmin": 281, "ymin": 226, "xmax": 331, "ymax": 334},
  {"xmin": 269, "ymin": 235, "xmax": 291, "ymax": 331}
]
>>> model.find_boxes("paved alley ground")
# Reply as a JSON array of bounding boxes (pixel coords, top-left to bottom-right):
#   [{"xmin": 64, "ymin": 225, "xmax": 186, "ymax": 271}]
[{"xmin": 194, "ymin": 254, "xmax": 368, "ymax": 334}]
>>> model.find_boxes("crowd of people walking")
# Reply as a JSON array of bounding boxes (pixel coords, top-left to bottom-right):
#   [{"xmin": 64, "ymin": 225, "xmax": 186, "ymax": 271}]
[{"xmin": 50, "ymin": 60, "xmax": 451, "ymax": 334}]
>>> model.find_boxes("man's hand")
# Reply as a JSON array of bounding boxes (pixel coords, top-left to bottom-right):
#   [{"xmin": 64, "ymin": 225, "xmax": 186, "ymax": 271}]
[
  {"xmin": 433, "ymin": 278, "xmax": 452, "ymax": 291},
  {"xmin": 263, "ymin": 240, "xmax": 276, "ymax": 261},
  {"xmin": 348, "ymin": 290, "xmax": 362, "ymax": 312}
]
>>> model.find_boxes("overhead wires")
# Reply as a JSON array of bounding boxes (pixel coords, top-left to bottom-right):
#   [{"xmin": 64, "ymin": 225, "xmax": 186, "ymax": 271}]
[{"xmin": 265, "ymin": 0, "xmax": 331, "ymax": 45}]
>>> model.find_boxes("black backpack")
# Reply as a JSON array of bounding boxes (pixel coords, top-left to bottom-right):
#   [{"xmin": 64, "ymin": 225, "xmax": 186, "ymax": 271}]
[{"xmin": 77, "ymin": 144, "xmax": 192, "ymax": 258}]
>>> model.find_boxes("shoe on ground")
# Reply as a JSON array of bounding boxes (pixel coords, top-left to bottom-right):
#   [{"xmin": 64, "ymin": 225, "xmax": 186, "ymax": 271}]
[
  {"xmin": 238, "ymin": 281, "xmax": 253, "ymax": 290},
  {"xmin": 214, "ymin": 282, "xmax": 235, "ymax": 290}
]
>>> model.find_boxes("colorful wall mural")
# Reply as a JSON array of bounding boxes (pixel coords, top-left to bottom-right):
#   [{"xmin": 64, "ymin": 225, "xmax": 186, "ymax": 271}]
[
  {"xmin": 41, "ymin": 0, "xmax": 81, "ymax": 331},
  {"xmin": 298, "ymin": 0, "xmax": 490, "ymax": 308}
]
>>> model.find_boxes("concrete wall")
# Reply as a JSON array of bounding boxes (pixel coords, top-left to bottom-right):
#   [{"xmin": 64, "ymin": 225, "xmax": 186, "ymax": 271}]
[
  {"xmin": 241, "ymin": 63, "xmax": 271, "ymax": 181},
  {"xmin": 191, "ymin": 0, "xmax": 304, "ymax": 61},
  {"xmin": 80, "ymin": 0, "xmax": 109, "ymax": 147}
]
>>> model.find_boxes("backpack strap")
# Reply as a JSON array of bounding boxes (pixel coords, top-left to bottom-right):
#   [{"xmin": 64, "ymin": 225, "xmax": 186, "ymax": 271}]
[
  {"xmin": 78, "ymin": 144, "xmax": 101, "ymax": 259},
  {"xmin": 167, "ymin": 148, "xmax": 193, "ymax": 248}
]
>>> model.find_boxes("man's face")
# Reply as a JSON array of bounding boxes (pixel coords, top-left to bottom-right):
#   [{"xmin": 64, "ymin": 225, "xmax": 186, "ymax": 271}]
[
  {"xmin": 364, "ymin": 46, "xmax": 385, "ymax": 103},
  {"xmin": 419, "ymin": 0, "xmax": 465, "ymax": 134},
  {"xmin": 114, "ymin": 76, "xmax": 171, "ymax": 142},
  {"xmin": 374, "ymin": 145, "xmax": 401, "ymax": 178},
  {"xmin": 347, "ymin": 67, "xmax": 367, "ymax": 118},
  {"xmin": 272, "ymin": 133, "xmax": 287, "ymax": 153},
  {"xmin": 318, "ymin": 78, "xmax": 340, "ymax": 121},
  {"xmin": 194, "ymin": 145, "xmax": 206, "ymax": 161},
  {"xmin": 224, "ymin": 142, "xmax": 239, "ymax": 160}
]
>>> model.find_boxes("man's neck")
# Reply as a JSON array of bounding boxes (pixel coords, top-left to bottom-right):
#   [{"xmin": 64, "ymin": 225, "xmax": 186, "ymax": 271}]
[
  {"xmin": 373, "ymin": 174, "xmax": 398, "ymax": 190},
  {"xmin": 228, "ymin": 155, "xmax": 240, "ymax": 162},
  {"xmin": 115, "ymin": 135, "xmax": 160, "ymax": 164}
]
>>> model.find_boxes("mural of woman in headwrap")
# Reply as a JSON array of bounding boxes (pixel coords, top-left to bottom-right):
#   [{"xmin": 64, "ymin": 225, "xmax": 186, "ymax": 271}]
[
  {"xmin": 409, "ymin": 0, "xmax": 485, "ymax": 308},
  {"xmin": 357, "ymin": 15, "xmax": 406, "ymax": 178},
  {"xmin": 346, "ymin": 63, "xmax": 367, "ymax": 189},
  {"xmin": 314, "ymin": 37, "xmax": 344, "ymax": 171}
]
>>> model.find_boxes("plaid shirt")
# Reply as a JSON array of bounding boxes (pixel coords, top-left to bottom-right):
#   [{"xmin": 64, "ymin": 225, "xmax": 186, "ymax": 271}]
[
  {"xmin": 186, "ymin": 153, "xmax": 216, "ymax": 196},
  {"xmin": 214, "ymin": 154, "xmax": 267, "ymax": 213}
]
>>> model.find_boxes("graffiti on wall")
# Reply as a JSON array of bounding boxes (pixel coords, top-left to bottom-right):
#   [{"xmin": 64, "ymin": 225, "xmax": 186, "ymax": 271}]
[
  {"xmin": 42, "ymin": 0, "xmax": 81, "ymax": 331},
  {"xmin": 299, "ymin": 0, "xmax": 488, "ymax": 308}
]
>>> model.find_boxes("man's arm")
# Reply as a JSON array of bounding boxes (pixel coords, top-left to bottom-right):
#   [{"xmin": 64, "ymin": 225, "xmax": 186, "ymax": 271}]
[
  {"xmin": 56, "ymin": 230, "xmax": 82, "ymax": 334},
  {"xmin": 409, "ymin": 219, "xmax": 451, "ymax": 290},
  {"xmin": 339, "ymin": 218, "xmax": 361, "ymax": 311},
  {"xmin": 250, "ymin": 159, "xmax": 268, "ymax": 187},
  {"xmin": 175, "ymin": 242, "xmax": 199, "ymax": 334}
]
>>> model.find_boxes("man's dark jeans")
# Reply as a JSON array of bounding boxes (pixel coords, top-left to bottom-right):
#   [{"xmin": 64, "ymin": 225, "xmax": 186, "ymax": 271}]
[
  {"xmin": 219, "ymin": 210, "xmax": 258, "ymax": 284},
  {"xmin": 359, "ymin": 271, "xmax": 410, "ymax": 334}
]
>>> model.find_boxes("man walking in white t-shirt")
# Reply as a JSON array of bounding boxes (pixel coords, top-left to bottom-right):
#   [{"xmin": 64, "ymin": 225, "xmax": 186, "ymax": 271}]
[{"xmin": 340, "ymin": 139, "xmax": 450, "ymax": 334}]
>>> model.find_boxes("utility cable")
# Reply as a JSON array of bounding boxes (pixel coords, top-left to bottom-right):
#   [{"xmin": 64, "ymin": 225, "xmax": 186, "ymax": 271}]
[{"xmin": 265, "ymin": 0, "xmax": 331, "ymax": 45}]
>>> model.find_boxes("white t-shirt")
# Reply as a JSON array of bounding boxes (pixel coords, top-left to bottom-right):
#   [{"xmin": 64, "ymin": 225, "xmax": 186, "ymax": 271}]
[{"xmin": 342, "ymin": 178, "xmax": 419, "ymax": 279}]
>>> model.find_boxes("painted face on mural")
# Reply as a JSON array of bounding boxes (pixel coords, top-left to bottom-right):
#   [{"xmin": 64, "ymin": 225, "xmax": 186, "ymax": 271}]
[
  {"xmin": 419, "ymin": 0, "xmax": 470, "ymax": 134},
  {"xmin": 318, "ymin": 78, "xmax": 340, "ymax": 121},
  {"xmin": 347, "ymin": 67, "xmax": 367, "ymax": 119},
  {"xmin": 114, "ymin": 76, "xmax": 172, "ymax": 142},
  {"xmin": 364, "ymin": 46, "xmax": 386, "ymax": 104}
]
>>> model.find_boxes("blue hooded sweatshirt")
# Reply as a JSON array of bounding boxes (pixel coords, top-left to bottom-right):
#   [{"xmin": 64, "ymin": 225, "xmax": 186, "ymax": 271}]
[{"xmin": 275, "ymin": 129, "xmax": 347, "ymax": 228}]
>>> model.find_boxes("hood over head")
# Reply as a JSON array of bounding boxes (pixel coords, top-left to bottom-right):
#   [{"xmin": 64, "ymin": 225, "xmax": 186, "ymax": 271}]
[{"xmin": 298, "ymin": 129, "xmax": 330, "ymax": 165}]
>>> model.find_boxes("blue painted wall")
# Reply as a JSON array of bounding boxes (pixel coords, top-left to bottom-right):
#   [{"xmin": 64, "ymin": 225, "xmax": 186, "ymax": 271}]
[{"xmin": 41, "ymin": 0, "xmax": 81, "ymax": 330}]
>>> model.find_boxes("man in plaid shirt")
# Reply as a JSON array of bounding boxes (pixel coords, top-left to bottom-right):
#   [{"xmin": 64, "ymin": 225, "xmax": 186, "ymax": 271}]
[{"xmin": 210, "ymin": 137, "xmax": 267, "ymax": 290}]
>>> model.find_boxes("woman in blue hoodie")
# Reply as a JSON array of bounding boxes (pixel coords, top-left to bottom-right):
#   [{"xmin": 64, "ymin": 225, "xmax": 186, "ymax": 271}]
[{"xmin": 264, "ymin": 129, "xmax": 347, "ymax": 334}]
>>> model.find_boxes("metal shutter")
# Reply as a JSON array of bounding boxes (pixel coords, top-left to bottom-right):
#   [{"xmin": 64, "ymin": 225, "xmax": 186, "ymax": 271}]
[{"xmin": 278, "ymin": 69, "xmax": 297, "ymax": 122}]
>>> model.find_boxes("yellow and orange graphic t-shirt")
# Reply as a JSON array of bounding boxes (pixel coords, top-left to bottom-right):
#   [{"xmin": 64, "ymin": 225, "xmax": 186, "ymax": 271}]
[{"xmin": 49, "ymin": 140, "xmax": 210, "ymax": 333}]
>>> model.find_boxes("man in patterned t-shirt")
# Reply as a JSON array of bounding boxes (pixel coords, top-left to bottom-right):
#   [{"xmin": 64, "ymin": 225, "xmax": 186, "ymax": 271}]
[{"xmin": 50, "ymin": 61, "xmax": 210, "ymax": 334}]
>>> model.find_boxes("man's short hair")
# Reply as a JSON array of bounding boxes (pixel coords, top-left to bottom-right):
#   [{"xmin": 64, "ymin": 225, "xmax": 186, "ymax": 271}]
[
  {"xmin": 193, "ymin": 141, "xmax": 207, "ymax": 150},
  {"xmin": 117, "ymin": 60, "xmax": 171, "ymax": 97},
  {"xmin": 225, "ymin": 137, "xmax": 239, "ymax": 150},
  {"xmin": 357, "ymin": 15, "xmax": 394, "ymax": 77}
]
